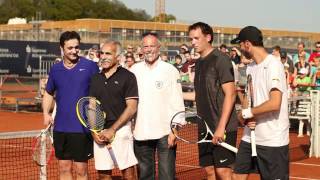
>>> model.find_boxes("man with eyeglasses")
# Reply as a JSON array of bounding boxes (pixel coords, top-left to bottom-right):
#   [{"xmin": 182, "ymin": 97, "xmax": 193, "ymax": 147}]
[
  {"xmin": 309, "ymin": 41, "xmax": 320, "ymax": 63},
  {"xmin": 131, "ymin": 32, "xmax": 185, "ymax": 180}
]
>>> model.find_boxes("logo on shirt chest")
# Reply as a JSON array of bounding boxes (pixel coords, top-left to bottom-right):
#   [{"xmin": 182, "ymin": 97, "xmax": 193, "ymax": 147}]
[{"xmin": 155, "ymin": 81, "xmax": 163, "ymax": 89}]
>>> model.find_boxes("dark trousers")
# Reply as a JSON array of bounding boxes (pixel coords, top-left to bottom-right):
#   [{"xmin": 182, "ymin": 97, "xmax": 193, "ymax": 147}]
[{"xmin": 134, "ymin": 135, "xmax": 176, "ymax": 180}]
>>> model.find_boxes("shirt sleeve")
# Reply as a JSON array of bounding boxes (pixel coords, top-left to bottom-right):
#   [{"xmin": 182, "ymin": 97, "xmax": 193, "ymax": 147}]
[
  {"xmin": 267, "ymin": 60, "xmax": 286, "ymax": 93},
  {"xmin": 45, "ymin": 68, "xmax": 55, "ymax": 95},
  {"xmin": 169, "ymin": 67, "xmax": 185, "ymax": 115},
  {"xmin": 124, "ymin": 72, "xmax": 139, "ymax": 100},
  {"xmin": 216, "ymin": 55, "xmax": 235, "ymax": 84},
  {"xmin": 89, "ymin": 75, "xmax": 98, "ymax": 98}
]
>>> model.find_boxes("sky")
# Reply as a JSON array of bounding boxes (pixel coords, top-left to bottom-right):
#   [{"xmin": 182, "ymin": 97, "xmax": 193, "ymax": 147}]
[{"xmin": 119, "ymin": 0, "xmax": 319, "ymax": 33}]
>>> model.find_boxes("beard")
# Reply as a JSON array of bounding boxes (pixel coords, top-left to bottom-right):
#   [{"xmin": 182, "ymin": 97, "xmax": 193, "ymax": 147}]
[
  {"xmin": 241, "ymin": 49, "xmax": 253, "ymax": 60},
  {"xmin": 144, "ymin": 53, "xmax": 159, "ymax": 64}
]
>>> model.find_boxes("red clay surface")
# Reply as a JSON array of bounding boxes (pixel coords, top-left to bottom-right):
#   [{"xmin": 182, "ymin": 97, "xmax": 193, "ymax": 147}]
[{"xmin": 0, "ymin": 110, "xmax": 320, "ymax": 179}]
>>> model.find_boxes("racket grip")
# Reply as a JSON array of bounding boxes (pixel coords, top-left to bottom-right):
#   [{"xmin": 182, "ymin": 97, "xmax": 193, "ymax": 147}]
[
  {"xmin": 250, "ymin": 129, "xmax": 257, "ymax": 157},
  {"xmin": 219, "ymin": 142, "xmax": 238, "ymax": 153}
]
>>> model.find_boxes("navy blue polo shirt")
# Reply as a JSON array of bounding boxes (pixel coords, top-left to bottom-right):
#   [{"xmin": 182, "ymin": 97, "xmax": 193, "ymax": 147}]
[{"xmin": 89, "ymin": 66, "xmax": 138, "ymax": 128}]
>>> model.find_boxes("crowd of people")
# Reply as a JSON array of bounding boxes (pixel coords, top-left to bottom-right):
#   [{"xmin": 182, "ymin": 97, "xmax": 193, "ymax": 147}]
[{"xmin": 40, "ymin": 21, "xmax": 320, "ymax": 180}]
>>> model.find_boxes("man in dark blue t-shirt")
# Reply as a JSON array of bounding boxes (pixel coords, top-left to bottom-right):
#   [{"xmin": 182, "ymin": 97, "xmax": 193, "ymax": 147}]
[{"xmin": 42, "ymin": 31, "xmax": 99, "ymax": 179}]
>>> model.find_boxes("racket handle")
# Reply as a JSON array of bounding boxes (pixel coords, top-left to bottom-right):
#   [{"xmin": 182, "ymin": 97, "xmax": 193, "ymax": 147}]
[
  {"xmin": 250, "ymin": 129, "xmax": 257, "ymax": 157},
  {"xmin": 219, "ymin": 142, "xmax": 238, "ymax": 153}
]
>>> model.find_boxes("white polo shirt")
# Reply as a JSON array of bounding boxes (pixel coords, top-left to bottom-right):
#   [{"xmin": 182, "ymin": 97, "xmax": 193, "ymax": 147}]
[
  {"xmin": 242, "ymin": 55, "xmax": 289, "ymax": 147},
  {"xmin": 131, "ymin": 59, "xmax": 185, "ymax": 140}
]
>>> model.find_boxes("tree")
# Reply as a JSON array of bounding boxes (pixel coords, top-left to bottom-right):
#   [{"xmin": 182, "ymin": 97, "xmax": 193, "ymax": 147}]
[{"xmin": 0, "ymin": 0, "xmax": 151, "ymax": 24}]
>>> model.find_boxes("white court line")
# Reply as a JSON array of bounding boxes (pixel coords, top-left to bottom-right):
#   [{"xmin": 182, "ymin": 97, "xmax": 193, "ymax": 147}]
[
  {"xmin": 291, "ymin": 162, "xmax": 320, "ymax": 167},
  {"xmin": 290, "ymin": 177, "xmax": 320, "ymax": 180}
]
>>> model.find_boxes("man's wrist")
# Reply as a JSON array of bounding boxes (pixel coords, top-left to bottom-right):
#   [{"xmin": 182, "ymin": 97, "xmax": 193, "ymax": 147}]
[{"xmin": 242, "ymin": 108, "xmax": 253, "ymax": 119}]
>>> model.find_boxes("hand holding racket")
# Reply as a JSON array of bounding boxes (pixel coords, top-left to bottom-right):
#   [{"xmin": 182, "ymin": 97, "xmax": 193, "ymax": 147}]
[
  {"xmin": 170, "ymin": 110, "xmax": 238, "ymax": 153},
  {"xmin": 76, "ymin": 97, "xmax": 114, "ymax": 143},
  {"xmin": 32, "ymin": 123, "xmax": 54, "ymax": 166},
  {"xmin": 242, "ymin": 74, "xmax": 257, "ymax": 157}
]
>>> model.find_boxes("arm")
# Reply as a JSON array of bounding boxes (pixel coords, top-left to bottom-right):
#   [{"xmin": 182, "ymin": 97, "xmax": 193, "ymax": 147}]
[
  {"xmin": 183, "ymin": 91, "xmax": 195, "ymax": 101},
  {"xmin": 251, "ymin": 89, "xmax": 282, "ymax": 117},
  {"xmin": 212, "ymin": 82, "xmax": 237, "ymax": 144},
  {"xmin": 99, "ymin": 98, "xmax": 138, "ymax": 142},
  {"xmin": 42, "ymin": 91, "xmax": 54, "ymax": 126}
]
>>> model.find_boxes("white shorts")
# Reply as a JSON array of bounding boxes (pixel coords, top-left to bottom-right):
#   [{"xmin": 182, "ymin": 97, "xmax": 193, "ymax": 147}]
[{"xmin": 94, "ymin": 121, "xmax": 138, "ymax": 170}]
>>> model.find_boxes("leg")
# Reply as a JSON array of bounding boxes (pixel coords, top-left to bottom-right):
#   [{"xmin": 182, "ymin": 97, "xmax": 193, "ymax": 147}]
[
  {"xmin": 134, "ymin": 140, "xmax": 156, "ymax": 180},
  {"xmin": 97, "ymin": 170, "xmax": 112, "ymax": 180},
  {"xmin": 204, "ymin": 166, "xmax": 216, "ymax": 180},
  {"xmin": 74, "ymin": 161, "xmax": 89, "ymax": 180},
  {"xmin": 233, "ymin": 141, "xmax": 254, "ymax": 180},
  {"xmin": 58, "ymin": 159, "xmax": 73, "ymax": 180},
  {"xmin": 215, "ymin": 167, "xmax": 233, "ymax": 180},
  {"xmin": 213, "ymin": 131, "xmax": 237, "ymax": 180},
  {"xmin": 157, "ymin": 135, "xmax": 176, "ymax": 180},
  {"xmin": 121, "ymin": 166, "xmax": 138, "ymax": 180}
]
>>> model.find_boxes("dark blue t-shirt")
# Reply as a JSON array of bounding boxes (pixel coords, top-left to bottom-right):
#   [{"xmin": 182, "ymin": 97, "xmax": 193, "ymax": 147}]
[{"xmin": 46, "ymin": 57, "xmax": 99, "ymax": 133}]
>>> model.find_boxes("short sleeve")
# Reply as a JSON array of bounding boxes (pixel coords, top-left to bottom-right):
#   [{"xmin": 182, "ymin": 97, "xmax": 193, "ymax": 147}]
[
  {"xmin": 216, "ymin": 55, "xmax": 235, "ymax": 84},
  {"xmin": 267, "ymin": 60, "xmax": 286, "ymax": 93},
  {"xmin": 124, "ymin": 73, "xmax": 138, "ymax": 100},
  {"xmin": 45, "ymin": 68, "xmax": 55, "ymax": 95},
  {"xmin": 89, "ymin": 75, "xmax": 99, "ymax": 98}
]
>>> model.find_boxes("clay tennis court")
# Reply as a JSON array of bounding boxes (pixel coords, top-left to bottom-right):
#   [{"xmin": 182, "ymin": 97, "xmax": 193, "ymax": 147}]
[{"xmin": 0, "ymin": 110, "xmax": 319, "ymax": 180}]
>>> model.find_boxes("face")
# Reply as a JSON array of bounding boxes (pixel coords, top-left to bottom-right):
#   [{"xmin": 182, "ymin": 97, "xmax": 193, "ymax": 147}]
[
  {"xmin": 239, "ymin": 41, "xmax": 253, "ymax": 60},
  {"xmin": 99, "ymin": 43, "xmax": 118, "ymax": 70},
  {"xmin": 189, "ymin": 28, "xmax": 212, "ymax": 56},
  {"xmin": 297, "ymin": 44, "xmax": 304, "ymax": 52},
  {"xmin": 61, "ymin": 39, "xmax": 80, "ymax": 62},
  {"xmin": 125, "ymin": 57, "xmax": 135, "ymax": 68},
  {"xmin": 185, "ymin": 53, "xmax": 192, "ymax": 61},
  {"xmin": 272, "ymin": 49, "xmax": 280, "ymax": 56},
  {"xmin": 316, "ymin": 43, "xmax": 320, "ymax": 52},
  {"xmin": 142, "ymin": 35, "xmax": 160, "ymax": 64}
]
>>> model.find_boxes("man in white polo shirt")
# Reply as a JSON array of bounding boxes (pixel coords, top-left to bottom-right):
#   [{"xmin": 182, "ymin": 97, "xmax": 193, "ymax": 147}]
[
  {"xmin": 130, "ymin": 32, "xmax": 185, "ymax": 180},
  {"xmin": 231, "ymin": 26, "xmax": 289, "ymax": 180}
]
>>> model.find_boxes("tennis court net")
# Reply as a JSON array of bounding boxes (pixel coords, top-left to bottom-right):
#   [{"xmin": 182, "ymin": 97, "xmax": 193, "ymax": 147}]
[{"xmin": 0, "ymin": 130, "xmax": 206, "ymax": 179}]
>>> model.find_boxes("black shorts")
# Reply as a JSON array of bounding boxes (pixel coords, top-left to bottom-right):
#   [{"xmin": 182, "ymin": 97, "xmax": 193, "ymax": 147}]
[
  {"xmin": 234, "ymin": 140, "xmax": 289, "ymax": 180},
  {"xmin": 198, "ymin": 131, "xmax": 237, "ymax": 168},
  {"xmin": 53, "ymin": 131, "xmax": 93, "ymax": 162}
]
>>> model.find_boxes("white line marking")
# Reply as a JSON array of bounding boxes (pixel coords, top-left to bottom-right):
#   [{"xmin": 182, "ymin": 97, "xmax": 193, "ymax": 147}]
[
  {"xmin": 291, "ymin": 162, "xmax": 320, "ymax": 167},
  {"xmin": 289, "ymin": 176, "xmax": 320, "ymax": 180}
]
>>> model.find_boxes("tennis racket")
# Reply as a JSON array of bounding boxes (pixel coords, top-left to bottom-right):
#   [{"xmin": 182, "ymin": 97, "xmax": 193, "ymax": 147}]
[
  {"xmin": 170, "ymin": 110, "xmax": 238, "ymax": 153},
  {"xmin": 76, "ymin": 96, "xmax": 106, "ymax": 135},
  {"xmin": 246, "ymin": 74, "xmax": 257, "ymax": 157},
  {"xmin": 32, "ymin": 123, "xmax": 54, "ymax": 166}
]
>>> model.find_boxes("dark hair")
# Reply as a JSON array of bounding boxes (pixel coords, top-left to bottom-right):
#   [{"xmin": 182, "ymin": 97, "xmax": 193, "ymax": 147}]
[
  {"xmin": 175, "ymin": 54, "xmax": 182, "ymax": 60},
  {"xmin": 142, "ymin": 31, "xmax": 159, "ymax": 38},
  {"xmin": 297, "ymin": 42, "xmax": 305, "ymax": 48},
  {"xmin": 188, "ymin": 22, "xmax": 214, "ymax": 44},
  {"xmin": 273, "ymin": 45, "xmax": 281, "ymax": 52},
  {"xmin": 59, "ymin": 31, "xmax": 80, "ymax": 47},
  {"xmin": 220, "ymin": 44, "xmax": 227, "ymax": 49}
]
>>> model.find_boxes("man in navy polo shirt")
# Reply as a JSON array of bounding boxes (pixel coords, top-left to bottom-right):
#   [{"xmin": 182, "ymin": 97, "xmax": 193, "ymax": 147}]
[
  {"xmin": 42, "ymin": 31, "xmax": 99, "ymax": 180},
  {"xmin": 89, "ymin": 40, "xmax": 138, "ymax": 179}
]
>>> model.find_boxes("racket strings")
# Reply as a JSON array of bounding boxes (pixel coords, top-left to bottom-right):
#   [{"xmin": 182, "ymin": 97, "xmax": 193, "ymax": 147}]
[
  {"xmin": 78, "ymin": 99, "xmax": 105, "ymax": 131},
  {"xmin": 32, "ymin": 132, "xmax": 54, "ymax": 166},
  {"xmin": 171, "ymin": 112, "xmax": 207, "ymax": 143},
  {"xmin": 84, "ymin": 104, "xmax": 105, "ymax": 130}
]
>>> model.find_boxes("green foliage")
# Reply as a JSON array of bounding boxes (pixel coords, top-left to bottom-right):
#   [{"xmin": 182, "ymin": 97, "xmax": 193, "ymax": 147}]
[{"xmin": 0, "ymin": 0, "xmax": 151, "ymax": 23}]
